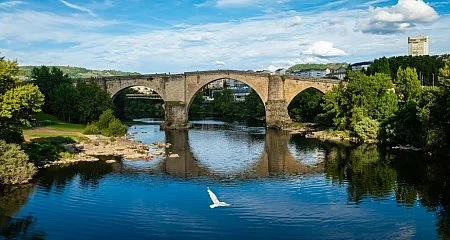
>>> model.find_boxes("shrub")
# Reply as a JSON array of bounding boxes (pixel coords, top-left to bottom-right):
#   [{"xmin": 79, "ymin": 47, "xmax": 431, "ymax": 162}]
[
  {"xmin": 353, "ymin": 117, "xmax": 380, "ymax": 142},
  {"xmin": 83, "ymin": 124, "xmax": 100, "ymax": 135},
  {"xmin": 0, "ymin": 141, "xmax": 37, "ymax": 185},
  {"xmin": 106, "ymin": 119, "xmax": 127, "ymax": 137},
  {"xmin": 110, "ymin": 137, "xmax": 117, "ymax": 142},
  {"xmin": 96, "ymin": 109, "xmax": 115, "ymax": 130}
]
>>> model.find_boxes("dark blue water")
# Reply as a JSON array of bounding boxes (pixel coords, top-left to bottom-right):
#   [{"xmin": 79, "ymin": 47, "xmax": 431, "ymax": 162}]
[{"xmin": 1, "ymin": 120, "xmax": 450, "ymax": 239}]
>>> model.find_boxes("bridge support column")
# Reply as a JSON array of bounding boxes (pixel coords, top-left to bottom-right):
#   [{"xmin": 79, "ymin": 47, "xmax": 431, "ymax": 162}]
[
  {"xmin": 161, "ymin": 102, "xmax": 189, "ymax": 129},
  {"xmin": 265, "ymin": 100, "xmax": 292, "ymax": 129}
]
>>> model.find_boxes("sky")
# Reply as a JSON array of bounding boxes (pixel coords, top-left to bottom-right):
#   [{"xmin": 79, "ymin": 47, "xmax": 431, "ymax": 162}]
[{"xmin": 0, "ymin": 0, "xmax": 449, "ymax": 73}]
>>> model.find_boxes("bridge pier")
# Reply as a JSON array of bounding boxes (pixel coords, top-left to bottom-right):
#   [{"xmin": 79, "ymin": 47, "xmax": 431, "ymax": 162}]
[
  {"xmin": 265, "ymin": 100, "xmax": 292, "ymax": 129},
  {"xmin": 161, "ymin": 102, "xmax": 189, "ymax": 129}
]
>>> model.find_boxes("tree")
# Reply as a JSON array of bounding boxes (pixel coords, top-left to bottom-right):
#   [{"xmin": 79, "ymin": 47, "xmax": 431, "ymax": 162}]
[
  {"xmin": 76, "ymin": 81, "xmax": 113, "ymax": 124},
  {"xmin": 0, "ymin": 140, "xmax": 37, "ymax": 185},
  {"xmin": 322, "ymin": 71, "xmax": 398, "ymax": 141},
  {"xmin": 288, "ymin": 88, "xmax": 324, "ymax": 122},
  {"xmin": 395, "ymin": 67, "xmax": 421, "ymax": 102},
  {"xmin": 31, "ymin": 66, "xmax": 71, "ymax": 112},
  {"xmin": 50, "ymin": 83, "xmax": 79, "ymax": 123},
  {"xmin": 0, "ymin": 57, "xmax": 44, "ymax": 143}
]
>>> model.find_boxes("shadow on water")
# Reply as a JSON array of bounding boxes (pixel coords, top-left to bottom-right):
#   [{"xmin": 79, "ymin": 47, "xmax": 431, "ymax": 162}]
[{"xmin": 35, "ymin": 160, "xmax": 118, "ymax": 193}]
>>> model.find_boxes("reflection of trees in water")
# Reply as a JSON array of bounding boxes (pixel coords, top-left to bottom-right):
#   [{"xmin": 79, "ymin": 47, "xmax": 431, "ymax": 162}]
[
  {"xmin": 0, "ymin": 185, "xmax": 35, "ymax": 217},
  {"xmin": 325, "ymin": 144, "xmax": 397, "ymax": 203},
  {"xmin": 325, "ymin": 144, "xmax": 450, "ymax": 239},
  {"xmin": 0, "ymin": 216, "xmax": 45, "ymax": 240},
  {"xmin": 0, "ymin": 187, "xmax": 46, "ymax": 239},
  {"xmin": 36, "ymin": 161, "xmax": 116, "ymax": 193}
]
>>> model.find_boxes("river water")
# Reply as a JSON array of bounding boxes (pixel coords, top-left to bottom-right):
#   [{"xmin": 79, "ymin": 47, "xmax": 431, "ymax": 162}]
[{"xmin": 1, "ymin": 119, "xmax": 450, "ymax": 239}]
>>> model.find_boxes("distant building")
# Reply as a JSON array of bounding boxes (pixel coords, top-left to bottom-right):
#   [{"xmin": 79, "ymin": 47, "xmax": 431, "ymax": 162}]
[
  {"xmin": 206, "ymin": 79, "xmax": 225, "ymax": 89},
  {"xmin": 326, "ymin": 67, "xmax": 347, "ymax": 80},
  {"xmin": 408, "ymin": 36, "xmax": 429, "ymax": 56},
  {"xmin": 292, "ymin": 69, "xmax": 330, "ymax": 78},
  {"xmin": 351, "ymin": 61, "xmax": 372, "ymax": 71}
]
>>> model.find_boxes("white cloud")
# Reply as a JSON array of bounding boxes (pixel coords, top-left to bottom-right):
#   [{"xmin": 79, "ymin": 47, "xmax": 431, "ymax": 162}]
[
  {"xmin": 288, "ymin": 16, "xmax": 302, "ymax": 27},
  {"xmin": 215, "ymin": 60, "xmax": 226, "ymax": 65},
  {"xmin": 1, "ymin": 4, "xmax": 449, "ymax": 73},
  {"xmin": 0, "ymin": 0, "xmax": 24, "ymax": 9},
  {"xmin": 302, "ymin": 41, "xmax": 346, "ymax": 57},
  {"xmin": 357, "ymin": 0, "xmax": 439, "ymax": 34},
  {"xmin": 59, "ymin": 0, "xmax": 97, "ymax": 17}
]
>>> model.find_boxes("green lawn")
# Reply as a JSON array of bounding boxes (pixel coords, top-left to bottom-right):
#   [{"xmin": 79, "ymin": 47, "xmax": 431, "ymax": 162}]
[{"xmin": 24, "ymin": 113, "xmax": 86, "ymax": 140}]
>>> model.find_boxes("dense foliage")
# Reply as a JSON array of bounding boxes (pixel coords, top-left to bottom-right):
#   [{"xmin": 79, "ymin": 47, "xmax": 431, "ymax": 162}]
[
  {"xmin": 0, "ymin": 140, "xmax": 37, "ymax": 185},
  {"xmin": 84, "ymin": 109, "xmax": 127, "ymax": 137},
  {"xmin": 0, "ymin": 57, "xmax": 44, "ymax": 143},
  {"xmin": 366, "ymin": 55, "xmax": 444, "ymax": 86},
  {"xmin": 321, "ymin": 71, "xmax": 398, "ymax": 140},
  {"xmin": 189, "ymin": 88, "xmax": 264, "ymax": 118},
  {"xmin": 288, "ymin": 88, "xmax": 324, "ymax": 122},
  {"xmin": 114, "ymin": 88, "xmax": 164, "ymax": 120},
  {"xmin": 322, "ymin": 59, "xmax": 450, "ymax": 150},
  {"xmin": 31, "ymin": 66, "xmax": 113, "ymax": 124}
]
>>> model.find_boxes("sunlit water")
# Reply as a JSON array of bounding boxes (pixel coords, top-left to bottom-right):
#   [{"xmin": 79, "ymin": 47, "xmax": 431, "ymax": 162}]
[{"xmin": 1, "ymin": 119, "xmax": 450, "ymax": 239}]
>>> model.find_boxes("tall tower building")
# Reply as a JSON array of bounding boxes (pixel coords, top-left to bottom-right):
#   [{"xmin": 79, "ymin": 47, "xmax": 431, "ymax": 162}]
[{"xmin": 408, "ymin": 36, "xmax": 429, "ymax": 56}]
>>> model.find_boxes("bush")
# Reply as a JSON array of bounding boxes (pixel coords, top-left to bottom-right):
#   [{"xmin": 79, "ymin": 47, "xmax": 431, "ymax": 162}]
[
  {"xmin": 96, "ymin": 109, "xmax": 115, "ymax": 130},
  {"xmin": 0, "ymin": 141, "xmax": 37, "ymax": 185},
  {"xmin": 104, "ymin": 119, "xmax": 127, "ymax": 137},
  {"xmin": 353, "ymin": 117, "xmax": 380, "ymax": 142},
  {"xmin": 83, "ymin": 123, "xmax": 100, "ymax": 135}
]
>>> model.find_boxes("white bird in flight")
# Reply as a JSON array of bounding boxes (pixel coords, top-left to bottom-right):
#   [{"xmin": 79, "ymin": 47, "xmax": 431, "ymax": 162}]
[{"xmin": 207, "ymin": 187, "xmax": 230, "ymax": 208}]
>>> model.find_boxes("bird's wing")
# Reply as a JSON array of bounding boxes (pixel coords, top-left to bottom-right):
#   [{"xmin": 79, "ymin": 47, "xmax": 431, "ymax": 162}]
[{"xmin": 207, "ymin": 188, "xmax": 220, "ymax": 204}]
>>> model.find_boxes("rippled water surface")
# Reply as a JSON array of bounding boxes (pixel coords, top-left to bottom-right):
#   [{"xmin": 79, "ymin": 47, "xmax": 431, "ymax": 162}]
[{"xmin": 1, "ymin": 119, "xmax": 450, "ymax": 239}]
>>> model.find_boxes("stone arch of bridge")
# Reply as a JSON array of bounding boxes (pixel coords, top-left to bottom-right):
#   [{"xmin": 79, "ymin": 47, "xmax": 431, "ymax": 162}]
[
  {"xmin": 285, "ymin": 85, "xmax": 328, "ymax": 108},
  {"xmin": 108, "ymin": 79, "xmax": 166, "ymax": 102},
  {"xmin": 185, "ymin": 75, "xmax": 268, "ymax": 114}
]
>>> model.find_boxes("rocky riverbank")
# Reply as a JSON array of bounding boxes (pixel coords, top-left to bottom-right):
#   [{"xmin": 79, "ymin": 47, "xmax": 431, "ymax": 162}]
[{"xmin": 40, "ymin": 135, "xmax": 176, "ymax": 169}]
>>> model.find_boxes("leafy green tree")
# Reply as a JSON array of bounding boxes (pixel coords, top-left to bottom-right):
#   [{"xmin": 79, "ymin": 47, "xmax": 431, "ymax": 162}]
[
  {"xmin": 31, "ymin": 66, "xmax": 71, "ymax": 112},
  {"xmin": 84, "ymin": 109, "xmax": 127, "ymax": 137},
  {"xmin": 244, "ymin": 89, "xmax": 264, "ymax": 117},
  {"xmin": 288, "ymin": 88, "xmax": 324, "ymax": 122},
  {"xmin": 354, "ymin": 117, "xmax": 380, "ymax": 141},
  {"xmin": 76, "ymin": 81, "xmax": 113, "ymax": 124},
  {"xmin": 50, "ymin": 83, "xmax": 79, "ymax": 123},
  {"xmin": 0, "ymin": 140, "xmax": 37, "ymax": 185},
  {"xmin": 368, "ymin": 57, "xmax": 390, "ymax": 75},
  {"xmin": 395, "ymin": 67, "xmax": 421, "ymax": 102},
  {"xmin": 0, "ymin": 57, "xmax": 44, "ymax": 143},
  {"xmin": 322, "ymin": 71, "xmax": 398, "ymax": 141}
]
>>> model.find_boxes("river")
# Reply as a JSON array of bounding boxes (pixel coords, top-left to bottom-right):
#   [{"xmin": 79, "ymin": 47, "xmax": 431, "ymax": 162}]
[{"xmin": 1, "ymin": 119, "xmax": 449, "ymax": 239}]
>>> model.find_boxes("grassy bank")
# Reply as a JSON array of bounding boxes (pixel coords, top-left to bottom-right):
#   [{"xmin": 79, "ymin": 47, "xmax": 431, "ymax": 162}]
[{"xmin": 23, "ymin": 113, "xmax": 86, "ymax": 141}]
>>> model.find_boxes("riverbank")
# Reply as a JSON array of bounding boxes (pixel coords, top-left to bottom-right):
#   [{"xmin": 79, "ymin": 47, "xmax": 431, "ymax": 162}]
[
  {"xmin": 284, "ymin": 123, "xmax": 354, "ymax": 143},
  {"xmin": 37, "ymin": 135, "xmax": 156, "ymax": 168}
]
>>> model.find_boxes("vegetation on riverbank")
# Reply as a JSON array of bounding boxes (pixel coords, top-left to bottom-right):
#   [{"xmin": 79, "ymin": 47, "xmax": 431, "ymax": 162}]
[
  {"xmin": 0, "ymin": 57, "xmax": 131, "ymax": 187},
  {"xmin": 288, "ymin": 56, "xmax": 450, "ymax": 153}
]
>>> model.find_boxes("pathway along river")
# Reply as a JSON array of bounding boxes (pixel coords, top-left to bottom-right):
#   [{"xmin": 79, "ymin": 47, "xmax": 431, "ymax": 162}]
[{"xmin": 1, "ymin": 119, "xmax": 450, "ymax": 239}]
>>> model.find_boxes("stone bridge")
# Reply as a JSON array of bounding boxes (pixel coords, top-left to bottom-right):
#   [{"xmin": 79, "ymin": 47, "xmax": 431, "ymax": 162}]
[{"xmin": 89, "ymin": 70, "xmax": 343, "ymax": 129}]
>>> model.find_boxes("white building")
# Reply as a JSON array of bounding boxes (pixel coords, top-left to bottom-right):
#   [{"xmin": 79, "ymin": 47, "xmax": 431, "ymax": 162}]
[
  {"xmin": 408, "ymin": 36, "xmax": 429, "ymax": 56},
  {"xmin": 292, "ymin": 69, "xmax": 330, "ymax": 78},
  {"xmin": 326, "ymin": 67, "xmax": 347, "ymax": 80}
]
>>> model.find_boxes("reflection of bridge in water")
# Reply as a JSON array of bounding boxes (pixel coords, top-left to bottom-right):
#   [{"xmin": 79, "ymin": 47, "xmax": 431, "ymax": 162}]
[{"xmin": 159, "ymin": 129, "xmax": 325, "ymax": 178}]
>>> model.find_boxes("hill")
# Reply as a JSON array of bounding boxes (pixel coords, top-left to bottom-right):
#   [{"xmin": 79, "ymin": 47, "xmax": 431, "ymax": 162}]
[
  {"xmin": 289, "ymin": 63, "xmax": 348, "ymax": 71},
  {"xmin": 18, "ymin": 66, "xmax": 140, "ymax": 80}
]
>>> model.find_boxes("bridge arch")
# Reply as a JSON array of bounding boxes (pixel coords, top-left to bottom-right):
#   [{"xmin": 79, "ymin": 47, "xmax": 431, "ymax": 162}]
[
  {"xmin": 186, "ymin": 77, "xmax": 267, "ymax": 114},
  {"xmin": 106, "ymin": 77, "xmax": 166, "ymax": 102},
  {"xmin": 184, "ymin": 72, "xmax": 269, "ymax": 110}
]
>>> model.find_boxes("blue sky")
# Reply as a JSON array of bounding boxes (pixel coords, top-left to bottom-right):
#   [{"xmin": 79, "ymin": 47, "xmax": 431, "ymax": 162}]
[{"xmin": 0, "ymin": 0, "xmax": 449, "ymax": 73}]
